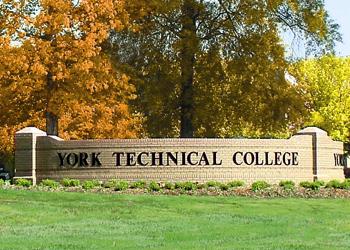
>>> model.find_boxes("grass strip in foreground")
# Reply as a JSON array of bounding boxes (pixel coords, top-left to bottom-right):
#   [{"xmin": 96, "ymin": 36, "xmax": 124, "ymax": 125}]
[{"xmin": 0, "ymin": 189, "xmax": 350, "ymax": 250}]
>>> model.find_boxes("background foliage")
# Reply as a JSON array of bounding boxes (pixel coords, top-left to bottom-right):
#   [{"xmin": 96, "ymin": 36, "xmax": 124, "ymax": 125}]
[
  {"xmin": 0, "ymin": 0, "xmax": 142, "ymax": 159},
  {"xmin": 0, "ymin": 0, "xmax": 347, "ymax": 168},
  {"xmin": 290, "ymin": 55, "xmax": 350, "ymax": 142}
]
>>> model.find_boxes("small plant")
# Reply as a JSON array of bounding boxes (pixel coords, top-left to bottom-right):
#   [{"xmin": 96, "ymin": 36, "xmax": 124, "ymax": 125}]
[
  {"xmin": 0, "ymin": 179, "xmax": 5, "ymax": 187},
  {"xmin": 130, "ymin": 180, "xmax": 147, "ymax": 189},
  {"xmin": 164, "ymin": 182, "xmax": 175, "ymax": 190},
  {"xmin": 40, "ymin": 179, "xmax": 59, "ymax": 189},
  {"xmin": 251, "ymin": 181, "xmax": 270, "ymax": 192},
  {"xmin": 326, "ymin": 180, "xmax": 342, "ymax": 189},
  {"xmin": 148, "ymin": 181, "xmax": 160, "ymax": 192},
  {"xmin": 196, "ymin": 183, "xmax": 206, "ymax": 189},
  {"xmin": 61, "ymin": 178, "xmax": 80, "ymax": 187},
  {"xmin": 279, "ymin": 180, "xmax": 295, "ymax": 190},
  {"xmin": 82, "ymin": 180, "xmax": 100, "ymax": 190},
  {"xmin": 341, "ymin": 179, "xmax": 350, "ymax": 189},
  {"xmin": 227, "ymin": 180, "xmax": 244, "ymax": 188},
  {"xmin": 315, "ymin": 180, "xmax": 325, "ymax": 187},
  {"xmin": 299, "ymin": 181, "xmax": 321, "ymax": 190},
  {"xmin": 205, "ymin": 181, "xmax": 221, "ymax": 188},
  {"xmin": 114, "ymin": 181, "xmax": 129, "ymax": 191},
  {"xmin": 220, "ymin": 183, "xmax": 229, "ymax": 191},
  {"xmin": 175, "ymin": 182, "xmax": 184, "ymax": 189},
  {"xmin": 103, "ymin": 179, "xmax": 118, "ymax": 188},
  {"xmin": 15, "ymin": 178, "xmax": 32, "ymax": 187},
  {"xmin": 182, "ymin": 181, "xmax": 196, "ymax": 191}
]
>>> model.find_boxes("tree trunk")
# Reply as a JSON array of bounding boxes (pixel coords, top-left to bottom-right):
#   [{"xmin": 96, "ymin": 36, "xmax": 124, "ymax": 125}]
[
  {"xmin": 46, "ymin": 111, "xmax": 58, "ymax": 136},
  {"xmin": 46, "ymin": 71, "xmax": 58, "ymax": 136},
  {"xmin": 179, "ymin": 0, "xmax": 198, "ymax": 138}
]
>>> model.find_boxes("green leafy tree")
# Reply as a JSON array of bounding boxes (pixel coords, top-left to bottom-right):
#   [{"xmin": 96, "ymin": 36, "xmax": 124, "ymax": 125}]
[
  {"xmin": 290, "ymin": 55, "xmax": 350, "ymax": 142},
  {"xmin": 111, "ymin": 0, "xmax": 339, "ymax": 138}
]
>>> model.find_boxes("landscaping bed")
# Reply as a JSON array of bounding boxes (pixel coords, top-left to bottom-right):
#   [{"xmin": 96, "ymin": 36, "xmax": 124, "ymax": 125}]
[{"xmin": 2, "ymin": 178, "xmax": 350, "ymax": 198}]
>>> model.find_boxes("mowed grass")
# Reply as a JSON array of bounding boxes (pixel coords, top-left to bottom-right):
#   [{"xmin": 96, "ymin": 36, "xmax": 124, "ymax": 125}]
[{"xmin": 1, "ymin": 190, "xmax": 350, "ymax": 250}]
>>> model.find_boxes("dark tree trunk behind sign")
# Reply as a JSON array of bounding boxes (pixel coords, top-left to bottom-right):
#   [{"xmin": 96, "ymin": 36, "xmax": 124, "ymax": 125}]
[
  {"xmin": 179, "ymin": 0, "xmax": 199, "ymax": 138},
  {"xmin": 46, "ymin": 71, "xmax": 58, "ymax": 136}
]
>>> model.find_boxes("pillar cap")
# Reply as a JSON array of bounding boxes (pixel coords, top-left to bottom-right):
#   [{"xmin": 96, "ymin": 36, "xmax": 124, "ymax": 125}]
[
  {"xmin": 16, "ymin": 127, "xmax": 47, "ymax": 136},
  {"xmin": 297, "ymin": 127, "xmax": 328, "ymax": 136}
]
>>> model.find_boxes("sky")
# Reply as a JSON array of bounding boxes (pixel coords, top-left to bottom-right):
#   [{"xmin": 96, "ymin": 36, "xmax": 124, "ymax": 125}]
[{"xmin": 325, "ymin": 0, "xmax": 350, "ymax": 57}]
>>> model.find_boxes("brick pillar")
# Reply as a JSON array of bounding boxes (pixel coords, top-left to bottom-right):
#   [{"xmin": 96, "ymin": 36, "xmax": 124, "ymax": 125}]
[
  {"xmin": 15, "ymin": 127, "xmax": 47, "ymax": 185},
  {"xmin": 296, "ymin": 127, "xmax": 345, "ymax": 181}
]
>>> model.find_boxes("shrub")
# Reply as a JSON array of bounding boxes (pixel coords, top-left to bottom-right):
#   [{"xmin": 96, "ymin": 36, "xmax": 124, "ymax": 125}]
[
  {"xmin": 196, "ymin": 183, "xmax": 206, "ymax": 189},
  {"xmin": 279, "ymin": 180, "xmax": 295, "ymax": 190},
  {"xmin": 114, "ymin": 181, "xmax": 129, "ymax": 191},
  {"xmin": 164, "ymin": 182, "xmax": 174, "ymax": 190},
  {"xmin": 251, "ymin": 181, "xmax": 270, "ymax": 192},
  {"xmin": 227, "ymin": 180, "xmax": 244, "ymax": 188},
  {"xmin": 326, "ymin": 180, "xmax": 342, "ymax": 189},
  {"xmin": 175, "ymin": 182, "xmax": 184, "ymax": 189},
  {"xmin": 82, "ymin": 180, "xmax": 100, "ymax": 190},
  {"xmin": 15, "ymin": 178, "xmax": 32, "ymax": 187},
  {"xmin": 315, "ymin": 180, "xmax": 325, "ymax": 187},
  {"xmin": 299, "ymin": 181, "xmax": 311, "ymax": 188},
  {"xmin": 0, "ymin": 179, "xmax": 4, "ymax": 187},
  {"xmin": 40, "ymin": 179, "xmax": 59, "ymax": 189},
  {"xmin": 182, "ymin": 181, "xmax": 196, "ymax": 191},
  {"xmin": 61, "ymin": 178, "xmax": 80, "ymax": 187},
  {"xmin": 299, "ymin": 181, "xmax": 321, "ymax": 190},
  {"xmin": 130, "ymin": 180, "xmax": 147, "ymax": 189},
  {"xmin": 103, "ymin": 179, "xmax": 118, "ymax": 188},
  {"xmin": 205, "ymin": 181, "xmax": 221, "ymax": 188},
  {"xmin": 220, "ymin": 183, "xmax": 229, "ymax": 191},
  {"xmin": 148, "ymin": 181, "xmax": 160, "ymax": 192},
  {"xmin": 340, "ymin": 179, "xmax": 350, "ymax": 189}
]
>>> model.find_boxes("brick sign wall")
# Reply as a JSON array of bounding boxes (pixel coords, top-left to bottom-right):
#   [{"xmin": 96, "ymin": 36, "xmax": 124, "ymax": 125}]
[{"xmin": 14, "ymin": 127, "xmax": 346, "ymax": 185}]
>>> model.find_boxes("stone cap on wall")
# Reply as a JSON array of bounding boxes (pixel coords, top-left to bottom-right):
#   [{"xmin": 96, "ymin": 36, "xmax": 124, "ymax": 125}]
[
  {"xmin": 14, "ymin": 126, "xmax": 332, "ymax": 140},
  {"xmin": 296, "ymin": 127, "xmax": 328, "ymax": 136},
  {"xmin": 16, "ymin": 127, "xmax": 47, "ymax": 136}
]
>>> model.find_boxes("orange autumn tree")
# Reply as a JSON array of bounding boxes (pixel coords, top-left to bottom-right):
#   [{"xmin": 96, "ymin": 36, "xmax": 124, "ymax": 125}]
[{"xmin": 0, "ymin": 0, "xmax": 142, "ymax": 154}]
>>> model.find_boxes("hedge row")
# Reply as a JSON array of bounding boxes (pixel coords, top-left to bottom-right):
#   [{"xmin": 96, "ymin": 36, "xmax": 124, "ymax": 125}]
[{"xmin": 2, "ymin": 178, "xmax": 350, "ymax": 192}]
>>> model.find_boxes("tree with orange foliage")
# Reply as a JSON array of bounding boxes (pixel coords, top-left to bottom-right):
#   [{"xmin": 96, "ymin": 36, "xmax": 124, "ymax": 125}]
[{"xmin": 0, "ymin": 0, "xmax": 142, "ymax": 155}]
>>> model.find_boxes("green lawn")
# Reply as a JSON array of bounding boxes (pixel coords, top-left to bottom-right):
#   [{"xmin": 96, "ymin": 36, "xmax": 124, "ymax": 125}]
[{"xmin": 0, "ymin": 190, "xmax": 350, "ymax": 250}]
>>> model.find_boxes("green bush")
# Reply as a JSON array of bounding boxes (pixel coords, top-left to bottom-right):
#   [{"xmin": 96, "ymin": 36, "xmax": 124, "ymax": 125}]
[
  {"xmin": 220, "ymin": 183, "xmax": 229, "ymax": 191},
  {"xmin": 326, "ymin": 180, "xmax": 342, "ymax": 189},
  {"xmin": 315, "ymin": 180, "xmax": 325, "ymax": 187},
  {"xmin": 251, "ymin": 181, "xmax": 270, "ymax": 192},
  {"xmin": 148, "ymin": 181, "xmax": 160, "ymax": 192},
  {"xmin": 61, "ymin": 178, "xmax": 80, "ymax": 187},
  {"xmin": 15, "ymin": 178, "xmax": 32, "ymax": 187},
  {"xmin": 299, "ymin": 181, "xmax": 321, "ymax": 190},
  {"xmin": 130, "ymin": 180, "xmax": 147, "ymax": 189},
  {"xmin": 182, "ymin": 181, "xmax": 196, "ymax": 191},
  {"xmin": 299, "ymin": 181, "xmax": 311, "ymax": 188},
  {"xmin": 196, "ymin": 183, "xmax": 206, "ymax": 189},
  {"xmin": 175, "ymin": 182, "xmax": 184, "ymax": 189},
  {"xmin": 103, "ymin": 179, "xmax": 118, "ymax": 188},
  {"xmin": 227, "ymin": 180, "xmax": 244, "ymax": 188},
  {"xmin": 40, "ymin": 179, "xmax": 59, "ymax": 189},
  {"xmin": 82, "ymin": 180, "xmax": 100, "ymax": 190},
  {"xmin": 114, "ymin": 181, "xmax": 129, "ymax": 191},
  {"xmin": 164, "ymin": 182, "xmax": 175, "ymax": 190},
  {"xmin": 341, "ymin": 180, "xmax": 350, "ymax": 189},
  {"xmin": 0, "ymin": 179, "xmax": 4, "ymax": 187},
  {"xmin": 279, "ymin": 180, "xmax": 295, "ymax": 190},
  {"xmin": 205, "ymin": 181, "xmax": 221, "ymax": 188}
]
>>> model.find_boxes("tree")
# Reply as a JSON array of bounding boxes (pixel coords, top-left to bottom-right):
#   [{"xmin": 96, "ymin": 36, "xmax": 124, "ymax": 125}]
[
  {"xmin": 0, "ymin": 0, "xmax": 142, "ymax": 155},
  {"xmin": 289, "ymin": 55, "xmax": 350, "ymax": 142},
  {"xmin": 111, "ymin": 0, "xmax": 339, "ymax": 138}
]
